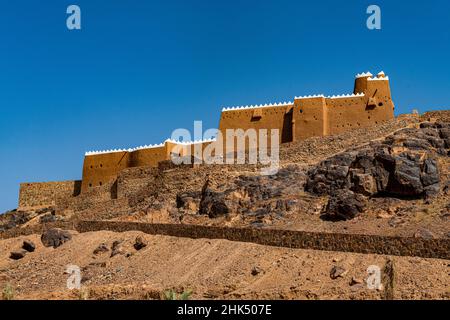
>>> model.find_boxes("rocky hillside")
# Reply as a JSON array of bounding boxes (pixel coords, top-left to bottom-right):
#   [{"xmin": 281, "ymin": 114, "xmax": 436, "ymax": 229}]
[
  {"xmin": 1, "ymin": 112, "xmax": 449, "ymax": 238},
  {"xmin": 1, "ymin": 111, "xmax": 449, "ymax": 300}
]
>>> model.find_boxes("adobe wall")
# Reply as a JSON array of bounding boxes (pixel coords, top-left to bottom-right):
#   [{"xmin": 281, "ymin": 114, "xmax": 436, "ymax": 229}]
[
  {"xmin": 18, "ymin": 180, "xmax": 82, "ymax": 209},
  {"xmin": 219, "ymin": 105, "xmax": 289, "ymax": 133},
  {"xmin": 81, "ymin": 151, "xmax": 129, "ymax": 193},
  {"xmin": 294, "ymin": 97, "xmax": 327, "ymax": 140},
  {"xmin": 129, "ymin": 146, "xmax": 166, "ymax": 168},
  {"xmin": 82, "ymin": 144, "xmax": 169, "ymax": 193},
  {"xmin": 81, "ymin": 141, "xmax": 216, "ymax": 194},
  {"xmin": 219, "ymin": 72, "xmax": 395, "ymax": 145},
  {"xmin": 324, "ymin": 75, "xmax": 395, "ymax": 136},
  {"xmin": 219, "ymin": 103, "xmax": 294, "ymax": 155},
  {"xmin": 218, "ymin": 104, "xmax": 291, "ymax": 148}
]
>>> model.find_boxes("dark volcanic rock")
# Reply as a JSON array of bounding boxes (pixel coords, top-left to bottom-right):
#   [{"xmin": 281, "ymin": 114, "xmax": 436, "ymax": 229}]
[
  {"xmin": 352, "ymin": 172, "xmax": 377, "ymax": 196},
  {"xmin": 306, "ymin": 125, "xmax": 445, "ymax": 202},
  {"xmin": 22, "ymin": 240, "xmax": 36, "ymax": 252},
  {"xmin": 41, "ymin": 228, "xmax": 72, "ymax": 248},
  {"xmin": 330, "ymin": 266, "xmax": 348, "ymax": 279},
  {"xmin": 421, "ymin": 159, "xmax": 440, "ymax": 187},
  {"xmin": 10, "ymin": 250, "xmax": 27, "ymax": 260},
  {"xmin": 39, "ymin": 213, "xmax": 58, "ymax": 223},
  {"xmin": 93, "ymin": 243, "xmax": 109, "ymax": 255},
  {"xmin": 199, "ymin": 180, "xmax": 231, "ymax": 218},
  {"xmin": 134, "ymin": 236, "xmax": 148, "ymax": 250},
  {"xmin": 323, "ymin": 190, "xmax": 367, "ymax": 221},
  {"xmin": 389, "ymin": 157, "xmax": 423, "ymax": 196}
]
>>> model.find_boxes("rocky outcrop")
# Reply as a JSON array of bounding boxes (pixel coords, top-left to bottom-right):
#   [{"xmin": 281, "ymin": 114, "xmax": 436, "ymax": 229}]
[
  {"xmin": 176, "ymin": 191, "xmax": 201, "ymax": 215},
  {"xmin": 307, "ymin": 124, "xmax": 447, "ymax": 201},
  {"xmin": 306, "ymin": 123, "xmax": 448, "ymax": 220},
  {"xmin": 0, "ymin": 207, "xmax": 57, "ymax": 232},
  {"xmin": 194, "ymin": 165, "xmax": 306, "ymax": 220}
]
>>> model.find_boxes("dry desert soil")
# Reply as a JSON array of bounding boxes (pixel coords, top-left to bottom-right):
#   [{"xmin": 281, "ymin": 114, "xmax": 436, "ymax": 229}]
[{"xmin": 0, "ymin": 230, "xmax": 449, "ymax": 300}]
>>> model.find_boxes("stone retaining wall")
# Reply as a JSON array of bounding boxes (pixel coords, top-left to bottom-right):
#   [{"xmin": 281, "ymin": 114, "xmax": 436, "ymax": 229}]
[
  {"xmin": 18, "ymin": 181, "xmax": 82, "ymax": 209},
  {"xmin": 75, "ymin": 221, "xmax": 449, "ymax": 259},
  {"xmin": 2, "ymin": 221, "xmax": 448, "ymax": 259}
]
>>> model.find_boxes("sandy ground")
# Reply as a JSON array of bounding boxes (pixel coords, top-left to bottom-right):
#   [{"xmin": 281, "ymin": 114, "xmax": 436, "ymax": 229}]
[{"xmin": 0, "ymin": 230, "xmax": 448, "ymax": 300}]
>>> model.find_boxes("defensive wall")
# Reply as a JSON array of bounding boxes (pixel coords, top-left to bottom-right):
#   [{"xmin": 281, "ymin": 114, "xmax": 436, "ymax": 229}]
[
  {"xmin": 18, "ymin": 71, "xmax": 395, "ymax": 207},
  {"xmin": 80, "ymin": 71, "xmax": 394, "ymax": 193},
  {"xmin": 81, "ymin": 140, "xmax": 214, "ymax": 193}
]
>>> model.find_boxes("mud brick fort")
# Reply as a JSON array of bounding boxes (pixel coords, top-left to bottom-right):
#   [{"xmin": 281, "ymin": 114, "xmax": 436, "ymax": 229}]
[{"xmin": 18, "ymin": 71, "xmax": 395, "ymax": 208}]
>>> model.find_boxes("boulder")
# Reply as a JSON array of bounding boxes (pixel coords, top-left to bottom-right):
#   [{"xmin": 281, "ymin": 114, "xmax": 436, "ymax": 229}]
[
  {"xmin": 414, "ymin": 228, "xmax": 435, "ymax": 239},
  {"xmin": 41, "ymin": 228, "xmax": 72, "ymax": 248},
  {"xmin": 10, "ymin": 250, "xmax": 27, "ymax": 260},
  {"xmin": 251, "ymin": 266, "xmax": 263, "ymax": 276},
  {"xmin": 330, "ymin": 266, "xmax": 348, "ymax": 279},
  {"xmin": 22, "ymin": 240, "xmax": 36, "ymax": 252},
  {"xmin": 323, "ymin": 190, "xmax": 366, "ymax": 221},
  {"xmin": 423, "ymin": 183, "xmax": 441, "ymax": 199},
  {"xmin": 110, "ymin": 240, "xmax": 124, "ymax": 257},
  {"xmin": 93, "ymin": 243, "xmax": 109, "ymax": 255},
  {"xmin": 134, "ymin": 236, "xmax": 148, "ymax": 251}
]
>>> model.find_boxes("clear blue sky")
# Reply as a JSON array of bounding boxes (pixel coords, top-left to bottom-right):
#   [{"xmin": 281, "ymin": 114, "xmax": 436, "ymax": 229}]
[{"xmin": 1, "ymin": 0, "xmax": 449, "ymax": 212}]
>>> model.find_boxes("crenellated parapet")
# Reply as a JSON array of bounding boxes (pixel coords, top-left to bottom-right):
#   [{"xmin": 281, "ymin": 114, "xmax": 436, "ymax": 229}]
[{"xmin": 81, "ymin": 138, "xmax": 216, "ymax": 192}]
